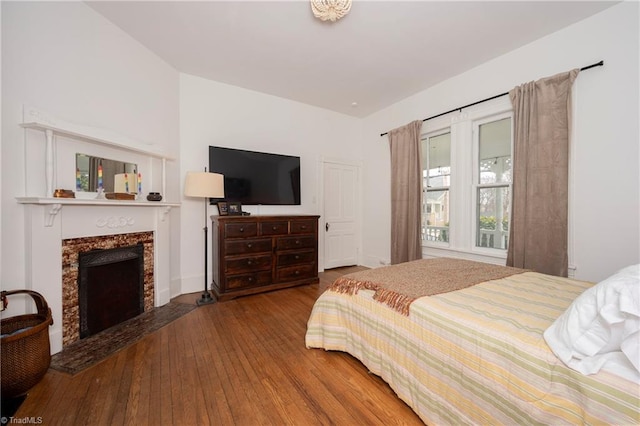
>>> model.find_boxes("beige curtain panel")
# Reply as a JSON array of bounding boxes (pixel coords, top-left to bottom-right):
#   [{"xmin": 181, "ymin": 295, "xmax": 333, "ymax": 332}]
[
  {"xmin": 388, "ymin": 120, "xmax": 423, "ymax": 265},
  {"xmin": 507, "ymin": 69, "xmax": 579, "ymax": 277}
]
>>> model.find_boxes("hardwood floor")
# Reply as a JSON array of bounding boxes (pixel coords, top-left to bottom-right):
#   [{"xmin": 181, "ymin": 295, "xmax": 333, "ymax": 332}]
[{"xmin": 14, "ymin": 267, "xmax": 424, "ymax": 425}]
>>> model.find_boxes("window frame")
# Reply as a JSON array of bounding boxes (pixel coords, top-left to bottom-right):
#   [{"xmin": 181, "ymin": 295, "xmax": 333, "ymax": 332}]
[
  {"xmin": 421, "ymin": 128, "xmax": 452, "ymax": 248},
  {"xmin": 471, "ymin": 111, "xmax": 514, "ymax": 256},
  {"xmin": 421, "ymin": 96, "xmax": 513, "ymax": 263}
]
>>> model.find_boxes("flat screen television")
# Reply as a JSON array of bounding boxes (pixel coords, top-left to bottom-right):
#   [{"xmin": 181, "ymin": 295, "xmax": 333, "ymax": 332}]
[{"xmin": 209, "ymin": 146, "xmax": 301, "ymax": 205}]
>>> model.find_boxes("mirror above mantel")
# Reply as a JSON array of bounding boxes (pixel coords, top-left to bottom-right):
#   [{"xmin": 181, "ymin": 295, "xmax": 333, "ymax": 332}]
[{"xmin": 76, "ymin": 153, "xmax": 137, "ymax": 193}]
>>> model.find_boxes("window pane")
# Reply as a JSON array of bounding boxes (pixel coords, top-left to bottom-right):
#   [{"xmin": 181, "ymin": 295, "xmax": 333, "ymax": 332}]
[
  {"xmin": 423, "ymin": 189, "xmax": 449, "ymax": 243},
  {"xmin": 476, "ymin": 187, "xmax": 510, "ymax": 249},
  {"xmin": 423, "ymin": 132, "xmax": 451, "ymax": 188},
  {"xmin": 479, "ymin": 118, "xmax": 511, "ymax": 184}
]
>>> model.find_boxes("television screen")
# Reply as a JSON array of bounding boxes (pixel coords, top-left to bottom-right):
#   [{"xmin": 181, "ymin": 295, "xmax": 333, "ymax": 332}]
[{"xmin": 209, "ymin": 146, "xmax": 301, "ymax": 205}]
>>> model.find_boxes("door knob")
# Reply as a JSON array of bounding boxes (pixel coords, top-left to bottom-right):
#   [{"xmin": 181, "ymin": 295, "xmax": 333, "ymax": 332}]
[{"xmin": 326, "ymin": 223, "xmax": 330, "ymax": 231}]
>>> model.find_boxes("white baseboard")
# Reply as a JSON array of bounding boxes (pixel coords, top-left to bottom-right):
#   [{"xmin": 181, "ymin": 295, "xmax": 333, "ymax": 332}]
[
  {"xmin": 361, "ymin": 255, "xmax": 390, "ymax": 269},
  {"xmin": 180, "ymin": 274, "xmax": 208, "ymax": 295},
  {"xmin": 50, "ymin": 329, "xmax": 63, "ymax": 355}
]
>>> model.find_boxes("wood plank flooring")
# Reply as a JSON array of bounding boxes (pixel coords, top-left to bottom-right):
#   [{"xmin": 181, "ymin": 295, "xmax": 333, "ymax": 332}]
[{"xmin": 14, "ymin": 267, "xmax": 424, "ymax": 425}]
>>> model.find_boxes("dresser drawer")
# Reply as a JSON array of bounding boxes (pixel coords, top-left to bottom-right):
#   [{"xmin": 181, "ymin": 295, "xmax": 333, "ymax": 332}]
[
  {"xmin": 226, "ymin": 271, "xmax": 272, "ymax": 290},
  {"xmin": 225, "ymin": 254, "xmax": 272, "ymax": 275},
  {"xmin": 225, "ymin": 238, "xmax": 272, "ymax": 255},
  {"xmin": 277, "ymin": 249, "xmax": 315, "ymax": 267},
  {"xmin": 290, "ymin": 219, "xmax": 316, "ymax": 234},
  {"xmin": 224, "ymin": 222, "xmax": 258, "ymax": 238},
  {"xmin": 276, "ymin": 236, "xmax": 315, "ymax": 250},
  {"xmin": 275, "ymin": 264, "xmax": 316, "ymax": 283},
  {"xmin": 260, "ymin": 221, "xmax": 289, "ymax": 236}
]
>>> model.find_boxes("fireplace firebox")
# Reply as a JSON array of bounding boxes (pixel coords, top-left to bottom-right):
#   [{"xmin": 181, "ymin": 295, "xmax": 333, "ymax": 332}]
[{"xmin": 78, "ymin": 243, "xmax": 145, "ymax": 339}]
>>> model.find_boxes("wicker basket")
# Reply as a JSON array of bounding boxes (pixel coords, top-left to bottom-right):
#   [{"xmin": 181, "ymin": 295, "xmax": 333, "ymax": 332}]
[{"xmin": 1, "ymin": 289, "xmax": 53, "ymax": 398}]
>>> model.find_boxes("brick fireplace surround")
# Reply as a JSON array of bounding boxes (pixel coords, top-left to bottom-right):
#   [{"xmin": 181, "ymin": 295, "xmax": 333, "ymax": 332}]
[{"xmin": 62, "ymin": 231, "xmax": 155, "ymax": 347}]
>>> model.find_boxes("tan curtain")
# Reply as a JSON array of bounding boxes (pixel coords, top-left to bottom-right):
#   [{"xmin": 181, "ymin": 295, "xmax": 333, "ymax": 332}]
[
  {"xmin": 388, "ymin": 120, "xmax": 423, "ymax": 264},
  {"xmin": 507, "ymin": 69, "xmax": 579, "ymax": 277}
]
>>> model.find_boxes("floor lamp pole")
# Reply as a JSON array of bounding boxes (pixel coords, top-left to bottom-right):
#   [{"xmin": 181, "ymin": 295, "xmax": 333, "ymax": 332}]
[{"xmin": 197, "ymin": 196, "xmax": 215, "ymax": 305}]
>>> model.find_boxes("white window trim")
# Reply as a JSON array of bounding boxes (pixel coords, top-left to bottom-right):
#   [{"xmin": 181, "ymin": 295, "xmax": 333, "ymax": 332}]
[
  {"xmin": 471, "ymin": 110, "xmax": 513, "ymax": 257},
  {"xmin": 421, "ymin": 97, "xmax": 514, "ymax": 264},
  {"xmin": 421, "ymin": 128, "xmax": 452, "ymax": 249}
]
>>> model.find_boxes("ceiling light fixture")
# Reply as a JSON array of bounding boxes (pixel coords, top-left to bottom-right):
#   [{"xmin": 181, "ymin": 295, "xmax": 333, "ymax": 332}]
[{"xmin": 311, "ymin": 0, "xmax": 351, "ymax": 22}]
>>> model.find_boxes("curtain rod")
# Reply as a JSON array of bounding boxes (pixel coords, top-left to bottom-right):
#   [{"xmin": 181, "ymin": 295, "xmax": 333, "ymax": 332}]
[{"xmin": 380, "ymin": 60, "xmax": 604, "ymax": 137}]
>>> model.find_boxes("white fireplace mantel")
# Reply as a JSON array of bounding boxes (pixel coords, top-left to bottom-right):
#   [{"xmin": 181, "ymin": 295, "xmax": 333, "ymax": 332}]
[
  {"xmin": 18, "ymin": 106, "xmax": 179, "ymax": 355},
  {"xmin": 17, "ymin": 197, "xmax": 179, "ymax": 227}
]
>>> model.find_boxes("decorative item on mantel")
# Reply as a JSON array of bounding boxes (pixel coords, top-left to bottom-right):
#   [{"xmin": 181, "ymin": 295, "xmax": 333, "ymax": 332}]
[
  {"xmin": 105, "ymin": 192, "xmax": 136, "ymax": 201},
  {"xmin": 146, "ymin": 192, "xmax": 162, "ymax": 202},
  {"xmin": 97, "ymin": 162, "xmax": 103, "ymax": 191},
  {"xmin": 114, "ymin": 173, "xmax": 137, "ymax": 195},
  {"xmin": 53, "ymin": 189, "xmax": 75, "ymax": 198}
]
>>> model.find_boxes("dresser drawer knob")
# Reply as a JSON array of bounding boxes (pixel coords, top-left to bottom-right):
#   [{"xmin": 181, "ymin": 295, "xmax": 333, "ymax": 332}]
[
  {"xmin": 295, "ymin": 270, "xmax": 300, "ymax": 275},
  {"xmin": 300, "ymin": 225, "xmax": 307, "ymax": 229},
  {"xmin": 247, "ymin": 260, "xmax": 253, "ymax": 265},
  {"xmin": 295, "ymin": 255, "xmax": 300, "ymax": 260},
  {"xmin": 248, "ymin": 277, "xmax": 253, "ymax": 282},
  {"xmin": 295, "ymin": 240, "xmax": 300, "ymax": 245},
  {"xmin": 239, "ymin": 227, "xmax": 244, "ymax": 232},
  {"xmin": 272, "ymin": 226, "xmax": 278, "ymax": 230},
  {"xmin": 247, "ymin": 243, "xmax": 253, "ymax": 248}
]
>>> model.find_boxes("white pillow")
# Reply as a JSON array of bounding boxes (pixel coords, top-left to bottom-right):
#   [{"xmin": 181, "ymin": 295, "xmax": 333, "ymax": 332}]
[{"xmin": 544, "ymin": 264, "xmax": 640, "ymax": 378}]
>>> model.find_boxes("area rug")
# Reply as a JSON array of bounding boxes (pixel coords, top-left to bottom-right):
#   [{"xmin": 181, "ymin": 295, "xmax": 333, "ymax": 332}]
[{"xmin": 50, "ymin": 302, "xmax": 196, "ymax": 375}]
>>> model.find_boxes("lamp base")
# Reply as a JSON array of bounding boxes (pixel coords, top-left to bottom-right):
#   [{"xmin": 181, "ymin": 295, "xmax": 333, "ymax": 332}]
[{"xmin": 196, "ymin": 291, "xmax": 216, "ymax": 306}]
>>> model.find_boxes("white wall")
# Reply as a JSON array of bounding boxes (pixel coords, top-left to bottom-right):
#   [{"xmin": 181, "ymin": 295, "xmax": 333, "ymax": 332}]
[
  {"xmin": 2, "ymin": 2, "xmax": 636, "ymax": 304},
  {"xmin": 178, "ymin": 73, "xmax": 362, "ymax": 294},
  {"xmin": 1, "ymin": 3, "xmax": 179, "ymax": 295},
  {"xmin": 361, "ymin": 2, "xmax": 639, "ymax": 282}
]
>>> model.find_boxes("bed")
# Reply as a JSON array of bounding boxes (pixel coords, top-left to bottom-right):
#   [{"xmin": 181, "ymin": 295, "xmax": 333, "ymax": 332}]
[{"xmin": 305, "ymin": 258, "xmax": 639, "ymax": 425}]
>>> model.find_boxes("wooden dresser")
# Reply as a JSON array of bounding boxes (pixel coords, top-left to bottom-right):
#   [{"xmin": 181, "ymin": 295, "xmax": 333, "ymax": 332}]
[{"xmin": 211, "ymin": 215, "xmax": 320, "ymax": 301}]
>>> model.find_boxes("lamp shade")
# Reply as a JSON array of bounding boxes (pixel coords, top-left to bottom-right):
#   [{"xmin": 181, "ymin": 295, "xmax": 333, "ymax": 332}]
[{"xmin": 184, "ymin": 172, "xmax": 225, "ymax": 198}]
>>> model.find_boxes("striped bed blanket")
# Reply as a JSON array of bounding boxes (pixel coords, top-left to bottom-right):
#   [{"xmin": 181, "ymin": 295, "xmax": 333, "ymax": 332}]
[{"xmin": 306, "ymin": 263, "xmax": 639, "ymax": 425}]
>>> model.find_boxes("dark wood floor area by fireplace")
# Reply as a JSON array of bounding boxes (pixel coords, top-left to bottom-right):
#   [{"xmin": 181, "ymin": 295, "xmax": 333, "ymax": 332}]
[{"xmin": 14, "ymin": 267, "xmax": 424, "ymax": 425}]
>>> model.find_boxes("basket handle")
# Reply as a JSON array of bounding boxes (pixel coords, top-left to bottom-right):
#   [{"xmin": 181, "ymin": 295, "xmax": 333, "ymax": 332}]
[{"xmin": 0, "ymin": 289, "xmax": 50, "ymax": 317}]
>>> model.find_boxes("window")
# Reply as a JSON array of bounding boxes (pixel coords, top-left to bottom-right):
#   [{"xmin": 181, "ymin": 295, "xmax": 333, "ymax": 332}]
[
  {"xmin": 422, "ymin": 131, "xmax": 451, "ymax": 243},
  {"xmin": 421, "ymin": 98, "xmax": 513, "ymax": 260},
  {"xmin": 475, "ymin": 117, "xmax": 512, "ymax": 250}
]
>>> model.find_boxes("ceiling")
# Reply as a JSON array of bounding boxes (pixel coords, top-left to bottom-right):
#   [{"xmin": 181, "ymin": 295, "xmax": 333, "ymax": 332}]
[{"xmin": 87, "ymin": 1, "xmax": 616, "ymax": 118}]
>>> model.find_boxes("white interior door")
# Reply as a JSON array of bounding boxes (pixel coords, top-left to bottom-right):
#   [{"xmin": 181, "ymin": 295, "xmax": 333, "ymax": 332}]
[{"xmin": 323, "ymin": 161, "xmax": 359, "ymax": 269}]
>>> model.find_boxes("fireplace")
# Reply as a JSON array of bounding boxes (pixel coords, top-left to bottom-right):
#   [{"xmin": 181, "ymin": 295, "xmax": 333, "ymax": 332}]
[
  {"xmin": 78, "ymin": 243, "xmax": 145, "ymax": 338},
  {"xmin": 18, "ymin": 106, "xmax": 175, "ymax": 354},
  {"xmin": 62, "ymin": 231, "xmax": 154, "ymax": 347}
]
